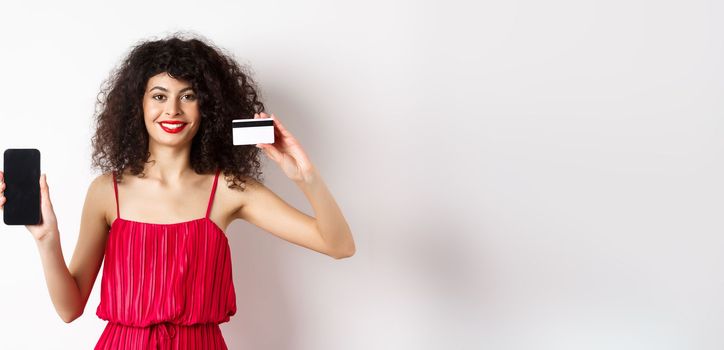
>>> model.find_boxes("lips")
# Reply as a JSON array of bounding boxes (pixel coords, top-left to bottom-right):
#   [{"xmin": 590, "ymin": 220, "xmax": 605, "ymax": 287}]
[{"xmin": 159, "ymin": 121, "xmax": 188, "ymax": 134}]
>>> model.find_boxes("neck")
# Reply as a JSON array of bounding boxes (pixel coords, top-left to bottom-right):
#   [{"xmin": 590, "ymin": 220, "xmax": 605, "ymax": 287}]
[{"xmin": 144, "ymin": 141, "xmax": 194, "ymax": 183}]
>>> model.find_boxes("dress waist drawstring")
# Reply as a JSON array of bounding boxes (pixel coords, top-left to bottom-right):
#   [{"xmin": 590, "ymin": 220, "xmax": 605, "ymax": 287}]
[
  {"xmin": 150, "ymin": 322, "xmax": 176, "ymax": 349},
  {"xmin": 95, "ymin": 321, "xmax": 227, "ymax": 350}
]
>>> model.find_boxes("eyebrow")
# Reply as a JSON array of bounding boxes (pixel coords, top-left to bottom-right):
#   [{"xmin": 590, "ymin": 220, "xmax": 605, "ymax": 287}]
[{"xmin": 149, "ymin": 86, "xmax": 195, "ymax": 93}]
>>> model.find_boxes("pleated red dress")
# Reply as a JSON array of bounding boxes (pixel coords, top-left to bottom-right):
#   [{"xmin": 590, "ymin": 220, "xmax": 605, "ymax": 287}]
[{"xmin": 95, "ymin": 169, "xmax": 237, "ymax": 349}]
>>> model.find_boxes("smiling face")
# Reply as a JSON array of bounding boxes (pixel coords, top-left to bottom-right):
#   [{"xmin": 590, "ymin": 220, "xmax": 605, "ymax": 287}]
[{"xmin": 142, "ymin": 72, "xmax": 201, "ymax": 147}]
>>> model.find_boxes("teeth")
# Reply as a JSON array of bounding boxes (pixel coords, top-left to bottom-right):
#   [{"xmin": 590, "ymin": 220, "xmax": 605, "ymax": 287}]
[{"xmin": 161, "ymin": 123, "xmax": 185, "ymax": 129}]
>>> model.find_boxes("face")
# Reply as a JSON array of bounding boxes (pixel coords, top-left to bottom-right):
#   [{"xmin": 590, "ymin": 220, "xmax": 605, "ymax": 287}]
[{"xmin": 142, "ymin": 72, "xmax": 200, "ymax": 147}]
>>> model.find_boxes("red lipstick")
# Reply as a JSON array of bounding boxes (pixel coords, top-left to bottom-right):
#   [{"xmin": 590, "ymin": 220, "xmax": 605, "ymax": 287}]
[{"xmin": 159, "ymin": 121, "xmax": 188, "ymax": 134}]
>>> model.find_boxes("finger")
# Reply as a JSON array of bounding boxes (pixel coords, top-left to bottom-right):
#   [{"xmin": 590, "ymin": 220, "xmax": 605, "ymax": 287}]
[
  {"xmin": 0, "ymin": 170, "xmax": 4, "ymax": 182},
  {"xmin": 272, "ymin": 121, "xmax": 287, "ymax": 145},
  {"xmin": 260, "ymin": 144, "xmax": 283, "ymax": 163},
  {"xmin": 39, "ymin": 174, "xmax": 53, "ymax": 211},
  {"xmin": 270, "ymin": 114, "xmax": 294, "ymax": 138},
  {"xmin": 2, "ymin": 174, "xmax": 6, "ymax": 210}
]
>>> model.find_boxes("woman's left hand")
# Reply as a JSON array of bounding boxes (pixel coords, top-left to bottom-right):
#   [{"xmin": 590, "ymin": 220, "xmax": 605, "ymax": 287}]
[{"xmin": 255, "ymin": 112, "xmax": 316, "ymax": 183}]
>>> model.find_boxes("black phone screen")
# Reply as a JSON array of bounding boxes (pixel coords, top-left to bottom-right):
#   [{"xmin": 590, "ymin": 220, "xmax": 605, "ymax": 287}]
[{"xmin": 3, "ymin": 149, "xmax": 41, "ymax": 225}]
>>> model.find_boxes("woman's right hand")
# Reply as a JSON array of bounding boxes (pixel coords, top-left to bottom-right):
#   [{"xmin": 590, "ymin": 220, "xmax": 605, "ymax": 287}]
[{"xmin": 0, "ymin": 171, "xmax": 60, "ymax": 242}]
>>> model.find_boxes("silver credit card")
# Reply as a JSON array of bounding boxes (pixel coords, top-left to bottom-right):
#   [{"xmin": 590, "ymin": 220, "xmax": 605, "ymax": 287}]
[{"xmin": 232, "ymin": 118, "xmax": 275, "ymax": 145}]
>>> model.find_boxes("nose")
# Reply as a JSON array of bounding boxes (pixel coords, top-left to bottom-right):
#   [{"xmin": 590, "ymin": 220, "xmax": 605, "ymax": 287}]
[{"xmin": 164, "ymin": 99, "xmax": 183, "ymax": 116}]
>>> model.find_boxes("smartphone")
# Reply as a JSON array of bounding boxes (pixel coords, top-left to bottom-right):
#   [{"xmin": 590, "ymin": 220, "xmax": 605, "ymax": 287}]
[
  {"xmin": 232, "ymin": 118, "xmax": 275, "ymax": 146},
  {"xmin": 3, "ymin": 149, "xmax": 41, "ymax": 225}
]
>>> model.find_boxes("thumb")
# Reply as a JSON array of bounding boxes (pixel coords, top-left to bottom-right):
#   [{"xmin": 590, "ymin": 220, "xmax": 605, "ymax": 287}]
[{"xmin": 39, "ymin": 174, "xmax": 53, "ymax": 211}]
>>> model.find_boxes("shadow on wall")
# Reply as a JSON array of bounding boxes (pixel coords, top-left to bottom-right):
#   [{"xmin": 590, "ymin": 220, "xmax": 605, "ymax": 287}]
[
  {"xmin": 224, "ymin": 226, "xmax": 296, "ymax": 350},
  {"xmin": 221, "ymin": 81, "xmax": 323, "ymax": 349},
  {"xmin": 404, "ymin": 200, "xmax": 491, "ymax": 348},
  {"xmin": 222, "ymin": 168, "xmax": 298, "ymax": 350}
]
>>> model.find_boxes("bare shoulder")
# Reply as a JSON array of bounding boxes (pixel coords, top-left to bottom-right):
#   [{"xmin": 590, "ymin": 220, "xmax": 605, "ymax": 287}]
[
  {"xmin": 85, "ymin": 173, "xmax": 116, "ymax": 227},
  {"xmin": 216, "ymin": 173, "xmax": 264, "ymax": 221}
]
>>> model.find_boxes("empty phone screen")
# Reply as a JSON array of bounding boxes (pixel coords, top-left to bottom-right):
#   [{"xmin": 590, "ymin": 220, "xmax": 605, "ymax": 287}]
[{"xmin": 3, "ymin": 149, "xmax": 41, "ymax": 225}]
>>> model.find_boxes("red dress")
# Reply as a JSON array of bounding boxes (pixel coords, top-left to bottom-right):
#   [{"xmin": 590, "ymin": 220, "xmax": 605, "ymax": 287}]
[{"xmin": 95, "ymin": 169, "xmax": 236, "ymax": 349}]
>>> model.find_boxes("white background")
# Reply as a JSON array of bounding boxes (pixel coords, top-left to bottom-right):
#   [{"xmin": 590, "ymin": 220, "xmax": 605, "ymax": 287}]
[{"xmin": 0, "ymin": 0, "xmax": 722, "ymax": 349}]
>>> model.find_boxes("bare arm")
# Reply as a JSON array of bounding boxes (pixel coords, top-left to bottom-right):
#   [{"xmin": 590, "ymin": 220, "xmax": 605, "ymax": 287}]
[
  {"xmin": 243, "ymin": 112, "xmax": 355, "ymax": 259},
  {"xmin": 1, "ymin": 172, "xmax": 109, "ymax": 323},
  {"xmin": 59, "ymin": 175, "xmax": 109, "ymax": 322},
  {"xmin": 235, "ymin": 166, "xmax": 355, "ymax": 259},
  {"xmin": 296, "ymin": 167, "xmax": 355, "ymax": 258}
]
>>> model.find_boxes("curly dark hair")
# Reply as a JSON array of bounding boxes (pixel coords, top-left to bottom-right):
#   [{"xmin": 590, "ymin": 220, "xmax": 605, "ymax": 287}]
[{"xmin": 90, "ymin": 32, "xmax": 266, "ymax": 191}]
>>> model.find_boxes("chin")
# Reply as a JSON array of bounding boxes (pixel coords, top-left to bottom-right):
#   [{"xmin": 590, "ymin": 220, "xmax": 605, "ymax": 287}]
[{"xmin": 148, "ymin": 127, "xmax": 198, "ymax": 143}]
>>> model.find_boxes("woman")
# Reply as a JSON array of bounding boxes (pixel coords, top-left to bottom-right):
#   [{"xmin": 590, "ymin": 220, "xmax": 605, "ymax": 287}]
[{"xmin": 0, "ymin": 34, "xmax": 355, "ymax": 349}]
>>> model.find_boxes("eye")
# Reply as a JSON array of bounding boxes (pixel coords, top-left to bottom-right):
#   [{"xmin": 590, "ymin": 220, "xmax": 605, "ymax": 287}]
[
  {"xmin": 152, "ymin": 94, "xmax": 166, "ymax": 101},
  {"xmin": 182, "ymin": 94, "xmax": 197, "ymax": 101}
]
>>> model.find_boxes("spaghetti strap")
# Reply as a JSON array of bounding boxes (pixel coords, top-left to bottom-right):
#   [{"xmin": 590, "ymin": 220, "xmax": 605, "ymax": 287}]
[
  {"xmin": 95, "ymin": 165, "xmax": 236, "ymax": 349},
  {"xmin": 205, "ymin": 168, "xmax": 221, "ymax": 219},
  {"xmin": 112, "ymin": 171, "xmax": 120, "ymax": 220}
]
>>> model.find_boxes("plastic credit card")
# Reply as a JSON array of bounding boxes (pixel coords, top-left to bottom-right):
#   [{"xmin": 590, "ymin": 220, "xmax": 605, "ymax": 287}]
[{"xmin": 232, "ymin": 118, "xmax": 275, "ymax": 145}]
